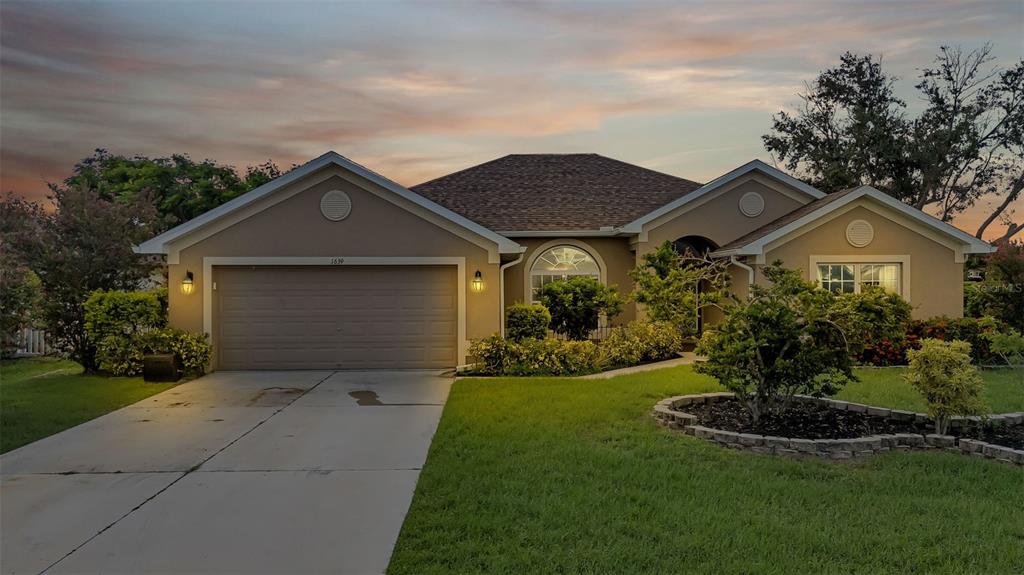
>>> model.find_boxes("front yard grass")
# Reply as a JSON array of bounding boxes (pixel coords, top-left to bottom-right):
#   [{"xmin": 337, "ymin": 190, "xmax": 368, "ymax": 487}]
[
  {"xmin": 0, "ymin": 356, "xmax": 176, "ymax": 454},
  {"xmin": 838, "ymin": 366, "xmax": 1024, "ymax": 413},
  {"xmin": 389, "ymin": 366, "xmax": 1024, "ymax": 575}
]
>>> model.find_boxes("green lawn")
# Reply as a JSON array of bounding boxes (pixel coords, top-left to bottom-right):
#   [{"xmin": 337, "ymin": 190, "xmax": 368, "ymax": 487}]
[
  {"xmin": 0, "ymin": 356, "xmax": 176, "ymax": 454},
  {"xmin": 837, "ymin": 366, "xmax": 1024, "ymax": 413},
  {"xmin": 389, "ymin": 366, "xmax": 1024, "ymax": 575}
]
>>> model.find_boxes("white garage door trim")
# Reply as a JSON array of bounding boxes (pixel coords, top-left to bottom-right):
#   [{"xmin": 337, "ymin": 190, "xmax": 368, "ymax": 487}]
[{"xmin": 203, "ymin": 256, "xmax": 467, "ymax": 365}]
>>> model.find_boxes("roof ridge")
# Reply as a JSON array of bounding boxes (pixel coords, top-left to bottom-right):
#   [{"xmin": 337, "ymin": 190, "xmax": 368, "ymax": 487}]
[
  {"xmin": 591, "ymin": 154, "xmax": 703, "ymax": 187},
  {"xmin": 409, "ymin": 155, "xmax": 518, "ymax": 190}
]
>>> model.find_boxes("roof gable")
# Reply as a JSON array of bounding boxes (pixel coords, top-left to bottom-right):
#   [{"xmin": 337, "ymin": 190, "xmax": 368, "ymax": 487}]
[
  {"xmin": 620, "ymin": 159, "xmax": 825, "ymax": 235},
  {"xmin": 135, "ymin": 151, "xmax": 523, "ymax": 263},
  {"xmin": 712, "ymin": 185, "xmax": 994, "ymax": 259},
  {"xmin": 410, "ymin": 154, "xmax": 703, "ymax": 233}
]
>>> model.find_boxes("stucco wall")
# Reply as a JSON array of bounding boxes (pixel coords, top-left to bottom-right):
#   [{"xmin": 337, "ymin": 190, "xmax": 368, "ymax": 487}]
[
  {"xmin": 762, "ymin": 203, "xmax": 964, "ymax": 318},
  {"xmin": 502, "ymin": 237, "xmax": 637, "ymax": 325},
  {"xmin": 639, "ymin": 177, "xmax": 809, "ymax": 254},
  {"xmin": 167, "ymin": 168, "xmax": 502, "ymax": 367}
]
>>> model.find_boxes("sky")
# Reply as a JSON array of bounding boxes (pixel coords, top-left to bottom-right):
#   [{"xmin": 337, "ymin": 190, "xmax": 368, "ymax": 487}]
[{"xmin": 2, "ymin": 0, "xmax": 1022, "ymax": 238}]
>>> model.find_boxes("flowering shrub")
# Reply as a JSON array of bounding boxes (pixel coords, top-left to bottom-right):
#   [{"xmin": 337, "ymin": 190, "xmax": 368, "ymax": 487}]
[
  {"xmin": 468, "ymin": 335, "xmax": 600, "ymax": 376},
  {"xmin": 600, "ymin": 320, "xmax": 683, "ymax": 368},
  {"xmin": 857, "ymin": 316, "xmax": 1001, "ymax": 366},
  {"xmin": 911, "ymin": 316, "xmax": 997, "ymax": 364}
]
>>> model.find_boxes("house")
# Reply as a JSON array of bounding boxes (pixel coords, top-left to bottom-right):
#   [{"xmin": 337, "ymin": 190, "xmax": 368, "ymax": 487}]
[{"xmin": 136, "ymin": 152, "xmax": 994, "ymax": 370}]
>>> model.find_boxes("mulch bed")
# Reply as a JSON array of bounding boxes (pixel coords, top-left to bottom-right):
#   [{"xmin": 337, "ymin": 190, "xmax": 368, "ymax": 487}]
[
  {"xmin": 687, "ymin": 398, "xmax": 1023, "ymax": 449},
  {"xmin": 969, "ymin": 424, "xmax": 1024, "ymax": 450}
]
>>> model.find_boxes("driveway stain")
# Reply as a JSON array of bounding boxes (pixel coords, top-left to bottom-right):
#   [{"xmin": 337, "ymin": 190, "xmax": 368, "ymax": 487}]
[
  {"xmin": 348, "ymin": 390, "xmax": 383, "ymax": 406},
  {"xmin": 247, "ymin": 387, "xmax": 305, "ymax": 406}
]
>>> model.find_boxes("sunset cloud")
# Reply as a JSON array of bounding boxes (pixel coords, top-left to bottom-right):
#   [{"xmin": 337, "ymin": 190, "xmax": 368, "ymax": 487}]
[{"xmin": 1, "ymin": 0, "xmax": 1020, "ymax": 238}]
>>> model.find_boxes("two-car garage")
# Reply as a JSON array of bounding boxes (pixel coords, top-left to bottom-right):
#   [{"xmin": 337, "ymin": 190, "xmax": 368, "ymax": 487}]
[
  {"xmin": 137, "ymin": 152, "xmax": 521, "ymax": 371},
  {"xmin": 214, "ymin": 266, "xmax": 459, "ymax": 370}
]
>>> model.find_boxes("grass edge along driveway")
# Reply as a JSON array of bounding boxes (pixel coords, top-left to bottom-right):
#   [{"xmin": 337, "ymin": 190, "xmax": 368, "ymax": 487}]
[
  {"xmin": 389, "ymin": 366, "xmax": 1024, "ymax": 575},
  {"xmin": 1, "ymin": 356, "xmax": 176, "ymax": 454}
]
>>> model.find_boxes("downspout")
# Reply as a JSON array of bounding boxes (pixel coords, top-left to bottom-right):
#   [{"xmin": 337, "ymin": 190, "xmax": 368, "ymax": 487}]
[
  {"xmin": 730, "ymin": 256, "xmax": 755, "ymax": 293},
  {"xmin": 499, "ymin": 252, "xmax": 526, "ymax": 337}
]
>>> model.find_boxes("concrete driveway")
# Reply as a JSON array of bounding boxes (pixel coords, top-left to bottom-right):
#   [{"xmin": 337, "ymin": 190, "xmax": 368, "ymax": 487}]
[{"xmin": 1, "ymin": 370, "xmax": 451, "ymax": 575}]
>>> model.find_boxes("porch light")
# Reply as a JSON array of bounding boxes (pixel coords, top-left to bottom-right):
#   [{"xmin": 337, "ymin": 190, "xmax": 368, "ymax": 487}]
[
  {"xmin": 181, "ymin": 271, "xmax": 195, "ymax": 295},
  {"xmin": 471, "ymin": 270, "xmax": 485, "ymax": 293}
]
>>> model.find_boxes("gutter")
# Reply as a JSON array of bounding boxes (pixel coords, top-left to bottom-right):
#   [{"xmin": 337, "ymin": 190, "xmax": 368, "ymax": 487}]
[
  {"xmin": 730, "ymin": 255, "xmax": 755, "ymax": 288},
  {"xmin": 498, "ymin": 252, "xmax": 526, "ymax": 337}
]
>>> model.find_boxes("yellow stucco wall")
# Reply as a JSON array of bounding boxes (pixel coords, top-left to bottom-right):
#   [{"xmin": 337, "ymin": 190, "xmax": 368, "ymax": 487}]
[
  {"xmin": 167, "ymin": 168, "xmax": 502, "ymax": 368},
  {"xmin": 761, "ymin": 202, "xmax": 964, "ymax": 318}
]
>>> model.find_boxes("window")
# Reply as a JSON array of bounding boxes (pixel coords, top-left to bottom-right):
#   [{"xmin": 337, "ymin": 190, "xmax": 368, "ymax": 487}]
[
  {"xmin": 816, "ymin": 263, "xmax": 901, "ymax": 294},
  {"xmin": 530, "ymin": 245, "xmax": 600, "ymax": 302}
]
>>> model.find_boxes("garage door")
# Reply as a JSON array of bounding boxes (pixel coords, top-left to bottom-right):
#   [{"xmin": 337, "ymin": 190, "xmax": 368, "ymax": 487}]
[{"xmin": 215, "ymin": 266, "xmax": 458, "ymax": 370}]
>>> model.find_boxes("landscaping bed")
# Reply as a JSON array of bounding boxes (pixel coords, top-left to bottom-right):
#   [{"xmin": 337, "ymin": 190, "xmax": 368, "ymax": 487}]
[
  {"xmin": 686, "ymin": 397, "xmax": 930, "ymax": 439},
  {"xmin": 654, "ymin": 393, "xmax": 1024, "ymax": 464}
]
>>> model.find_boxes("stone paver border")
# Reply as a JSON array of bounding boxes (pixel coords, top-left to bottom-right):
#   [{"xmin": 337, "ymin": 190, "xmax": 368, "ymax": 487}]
[{"xmin": 653, "ymin": 393, "xmax": 1024, "ymax": 465}]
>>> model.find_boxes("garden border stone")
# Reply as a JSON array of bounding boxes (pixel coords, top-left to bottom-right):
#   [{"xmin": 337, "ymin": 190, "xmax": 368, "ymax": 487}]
[{"xmin": 652, "ymin": 392, "xmax": 1023, "ymax": 466}]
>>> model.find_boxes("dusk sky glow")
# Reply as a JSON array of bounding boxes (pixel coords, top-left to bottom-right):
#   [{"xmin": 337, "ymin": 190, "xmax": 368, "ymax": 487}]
[{"xmin": 2, "ymin": 0, "xmax": 1022, "ymax": 237}]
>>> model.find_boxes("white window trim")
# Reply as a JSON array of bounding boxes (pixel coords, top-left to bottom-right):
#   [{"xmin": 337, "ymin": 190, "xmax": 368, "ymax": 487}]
[
  {"xmin": 809, "ymin": 255, "xmax": 910, "ymax": 300},
  {"xmin": 202, "ymin": 256, "xmax": 467, "ymax": 367},
  {"xmin": 523, "ymin": 239, "xmax": 607, "ymax": 304}
]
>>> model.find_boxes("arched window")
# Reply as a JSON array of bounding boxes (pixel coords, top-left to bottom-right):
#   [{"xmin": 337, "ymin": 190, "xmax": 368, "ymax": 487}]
[{"xmin": 529, "ymin": 244, "xmax": 600, "ymax": 302}]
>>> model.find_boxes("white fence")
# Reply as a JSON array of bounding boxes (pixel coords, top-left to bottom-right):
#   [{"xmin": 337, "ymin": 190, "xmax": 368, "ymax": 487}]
[{"xmin": 15, "ymin": 328, "xmax": 52, "ymax": 356}]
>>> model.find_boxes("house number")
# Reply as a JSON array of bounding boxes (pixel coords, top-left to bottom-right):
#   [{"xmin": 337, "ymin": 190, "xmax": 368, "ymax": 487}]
[{"xmin": 330, "ymin": 257, "xmax": 345, "ymax": 265}]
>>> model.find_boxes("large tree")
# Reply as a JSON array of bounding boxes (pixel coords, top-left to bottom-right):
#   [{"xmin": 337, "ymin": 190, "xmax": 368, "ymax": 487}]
[
  {"xmin": 64, "ymin": 150, "xmax": 283, "ymax": 233},
  {"xmin": 764, "ymin": 46, "xmax": 1023, "ymax": 243},
  {"xmin": 2, "ymin": 184, "xmax": 158, "ymax": 371}
]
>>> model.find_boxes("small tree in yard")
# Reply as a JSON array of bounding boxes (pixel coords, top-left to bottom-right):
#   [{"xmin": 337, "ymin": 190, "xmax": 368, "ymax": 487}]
[
  {"xmin": 629, "ymin": 241, "xmax": 729, "ymax": 337},
  {"xmin": 538, "ymin": 277, "xmax": 622, "ymax": 341},
  {"xmin": 696, "ymin": 263, "xmax": 856, "ymax": 426},
  {"xmin": 3, "ymin": 185, "xmax": 158, "ymax": 372},
  {"xmin": 904, "ymin": 339, "xmax": 988, "ymax": 434}
]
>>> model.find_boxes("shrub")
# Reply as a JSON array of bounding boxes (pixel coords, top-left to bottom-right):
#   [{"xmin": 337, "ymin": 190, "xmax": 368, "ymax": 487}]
[
  {"xmin": 538, "ymin": 277, "xmax": 622, "ymax": 340},
  {"xmin": 0, "ymin": 261, "xmax": 39, "ymax": 359},
  {"xmin": 629, "ymin": 241, "xmax": 729, "ymax": 337},
  {"xmin": 84, "ymin": 289, "xmax": 167, "ymax": 344},
  {"xmin": 979, "ymin": 241, "xmax": 1024, "ymax": 331},
  {"xmin": 985, "ymin": 328, "xmax": 1024, "ymax": 378},
  {"xmin": 696, "ymin": 263, "xmax": 856, "ymax": 425},
  {"xmin": 856, "ymin": 336, "xmax": 920, "ymax": 366},
  {"xmin": 505, "ymin": 304, "xmax": 551, "ymax": 341},
  {"xmin": 469, "ymin": 335, "xmax": 599, "ymax": 376},
  {"xmin": 139, "ymin": 328, "xmax": 212, "ymax": 375},
  {"xmin": 831, "ymin": 286, "xmax": 912, "ymax": 355},
  {"xmin": 912, "ymin": 316, "xmax": 998, "ymax": 364},
  {"xmin": 963, "ymin": 281, "xmax": 988, "ymax": 318},
  {"xmin": 96, "ymin": 327, "xmax": 211, "ymax": 377},
  {"xmin": 600, "ymin": 320, "xmax": 683, "ymax": 368},
  {"xmin": 904, "ymin": 338, "xmax": 988, "ymax": 434}
]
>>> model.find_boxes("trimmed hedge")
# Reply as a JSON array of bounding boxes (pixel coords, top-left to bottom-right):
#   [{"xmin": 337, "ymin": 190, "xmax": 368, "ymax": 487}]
[
  {"xmin": 468, "ymin": 335, "xmax": 600, "ymax": 376},
  {"xmin": 96, "ymin": 327, "xmax": 211, "ymax": 377},
  {"xmin": 505, "ymin": 304, "xmax": 551, "ymax": 341},
  {"xmin": 600, "ymin": 320, "xmax": 682, "ymax": 368},
  {"xmin": 84, "ymin": 289, "xmax": 167, "ymax": 343}
]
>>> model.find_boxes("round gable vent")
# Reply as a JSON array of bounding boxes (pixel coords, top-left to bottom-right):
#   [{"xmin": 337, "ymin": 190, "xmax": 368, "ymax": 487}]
[
  {"xmin": 738, "ymin": 192, "xmax": 765, "ymax": 217},
  {"xmin": 320, "ymin": 190, "xmax": 352, "ymax": 221},
  {"xmin": 846, "ymin": 219, "xmax": 874, "ymax": 247}
]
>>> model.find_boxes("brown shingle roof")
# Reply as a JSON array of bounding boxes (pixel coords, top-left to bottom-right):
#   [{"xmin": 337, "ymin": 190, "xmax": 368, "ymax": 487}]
[
  {"xmin": 715, "ymin": 188, "xmax": 861, "ymax": 252},
  {"xmin": 409, "ymin": 154, "xmax": 703, "ymax": 232}
]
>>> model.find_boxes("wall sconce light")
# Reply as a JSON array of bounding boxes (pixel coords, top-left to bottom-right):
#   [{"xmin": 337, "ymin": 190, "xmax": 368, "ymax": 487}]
[
  {"xmin": 471, "ymin": 270, "xmax": 484, "ymax": 293},
  {"xmin": 181, "ymin": 271, "xmax": 195, "ymax": 295}
]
